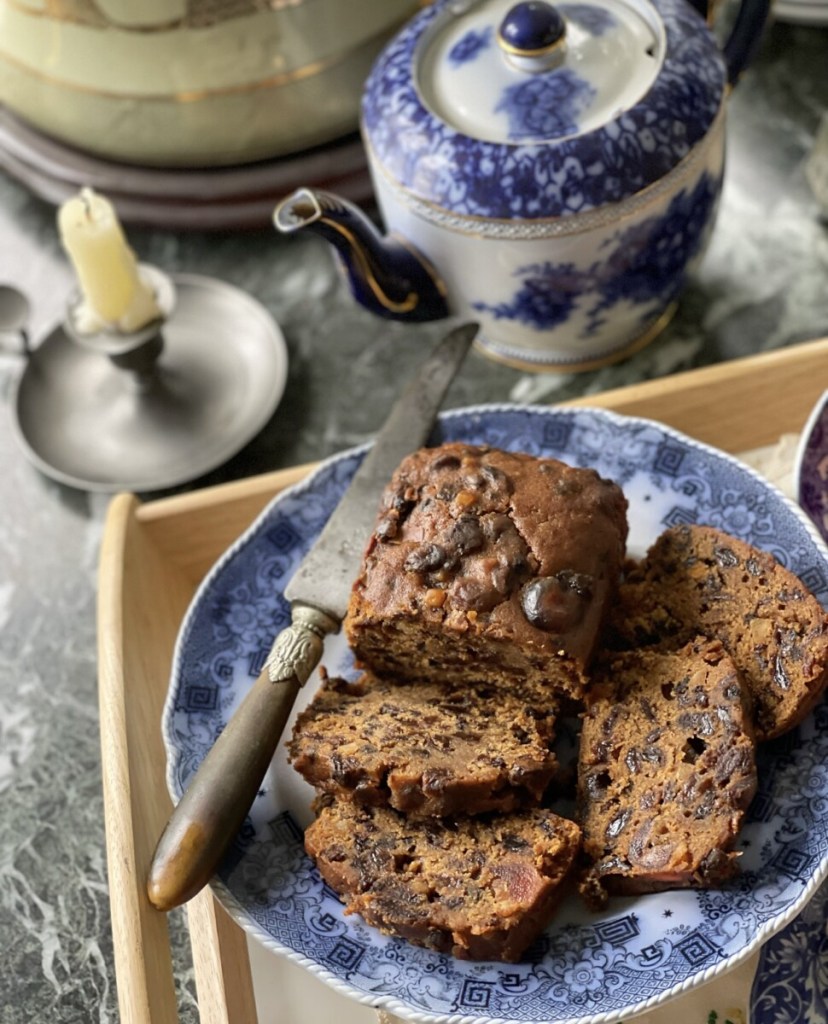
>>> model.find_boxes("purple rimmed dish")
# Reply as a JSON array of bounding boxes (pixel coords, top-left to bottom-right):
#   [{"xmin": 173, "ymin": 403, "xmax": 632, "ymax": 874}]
[{"xmin": 795, "ymin": 388, "xmax": 828, "ymax": 544}]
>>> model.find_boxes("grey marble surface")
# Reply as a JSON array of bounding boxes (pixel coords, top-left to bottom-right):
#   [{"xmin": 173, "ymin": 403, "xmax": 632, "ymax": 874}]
[{"xmin": 0, "ymin": 17, "xmax": 826, "ymax": 1024}]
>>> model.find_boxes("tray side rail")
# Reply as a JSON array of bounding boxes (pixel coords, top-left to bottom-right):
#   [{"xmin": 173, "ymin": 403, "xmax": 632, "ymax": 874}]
[{"xmin": 98, "ymin": 493, "xmax": 258, "ymax": 1023}]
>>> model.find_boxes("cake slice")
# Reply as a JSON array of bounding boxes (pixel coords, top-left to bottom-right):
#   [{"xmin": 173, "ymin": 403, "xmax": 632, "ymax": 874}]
[
  {"xmin": 305, "ymin": 801, "xmax": 582, "ymax": 962},
  {"xmin": 289, "ymin": 670, "xmax": 558, "ymax": 817},
  {"xmin": 609, "ymin": 523, "xmax": 828, "ymax": 739},
  {"xmin": 577, "ymin": 638, "xmax": 757, "ymax": 895},
  {"xmin": 344, "ymin": 442, "xmax": 628, "ymax": 703}
]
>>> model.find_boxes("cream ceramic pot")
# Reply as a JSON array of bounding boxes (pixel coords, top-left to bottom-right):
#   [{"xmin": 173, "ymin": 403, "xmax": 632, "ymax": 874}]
[
  {"xmin": 0, "ymin": 0, "xmax": 421, "ymax": 166},
  {"xmin": 275, "ymin": 0, "xmax": 770, "ymax": 371}
]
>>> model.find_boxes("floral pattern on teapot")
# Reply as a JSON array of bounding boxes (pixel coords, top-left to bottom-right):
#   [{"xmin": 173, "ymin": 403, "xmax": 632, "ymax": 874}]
[
  {"xmin": 558, "ymin": 2, "xmax": 619, "ymax": 34},
  {"xmin": 497, "ymin": 70, "xmax": 596, "ymax": 141},
  {"xmin": 470, "ymin": 170, "xmax": 719, "ymax": 336},
  {"xmin": 447, "ymin": 26, "xmax": 493, "ymax": 65}
]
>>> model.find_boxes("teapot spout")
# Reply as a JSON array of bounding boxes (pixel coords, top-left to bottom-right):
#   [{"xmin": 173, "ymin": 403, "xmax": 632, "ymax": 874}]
[{"xmin": 273, "ymin": 188, "xmax": 448, "ymax": 323}]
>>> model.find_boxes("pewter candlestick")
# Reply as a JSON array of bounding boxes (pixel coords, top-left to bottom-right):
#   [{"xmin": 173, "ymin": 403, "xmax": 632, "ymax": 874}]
[{"xmin": 11, "ymin": 266, "xmax": 287, "ymax": 493}]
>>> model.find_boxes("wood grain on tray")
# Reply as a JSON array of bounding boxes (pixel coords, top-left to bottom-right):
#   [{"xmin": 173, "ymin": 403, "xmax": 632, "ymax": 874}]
[{"xmin": 97, "ymin": 337, "xmax": 828, "ymax": 1023}]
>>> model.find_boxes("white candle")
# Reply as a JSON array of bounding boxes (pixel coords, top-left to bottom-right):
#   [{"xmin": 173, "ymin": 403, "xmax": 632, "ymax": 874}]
[{"xmin": 57, "ymin": 187, "xmax": 160, "ymax": 332}]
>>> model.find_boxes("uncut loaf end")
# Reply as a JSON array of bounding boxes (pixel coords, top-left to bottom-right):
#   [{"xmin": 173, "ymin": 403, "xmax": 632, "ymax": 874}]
[{"xmin": 345, "ymin": 442, "xmax": 629, "ymax": 704}]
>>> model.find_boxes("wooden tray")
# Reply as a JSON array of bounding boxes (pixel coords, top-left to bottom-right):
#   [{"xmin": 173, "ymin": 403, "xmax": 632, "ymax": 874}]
[{"xmin": 97, "ymin": 336, "xmax": 828, "ymax": 1024}]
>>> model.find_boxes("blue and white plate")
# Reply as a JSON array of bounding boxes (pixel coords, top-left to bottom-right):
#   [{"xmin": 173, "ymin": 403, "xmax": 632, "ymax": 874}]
[{"xmin": 163, "ymin": 405, "xmax": 828, "ymax": 1024}]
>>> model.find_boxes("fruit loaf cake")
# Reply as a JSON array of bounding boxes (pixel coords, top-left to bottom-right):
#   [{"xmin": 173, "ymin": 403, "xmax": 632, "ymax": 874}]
[
  {"xmin": 304, "ymin": 800, "xmax": 582, "ymax": 961},
  {"xmin": 344, "ymin": 442, "xmax": 628, "ymax": 702},
  {"xmin": 577, "ymin": 638, "xmax": 757, "ymax": 895},
  {"xmin": 289, "ymin": 670, "xmax": 559, "ymax": 818},
  {"xmin": 609, "ymin": 523, "xmax": 828, "ymax": 740}
]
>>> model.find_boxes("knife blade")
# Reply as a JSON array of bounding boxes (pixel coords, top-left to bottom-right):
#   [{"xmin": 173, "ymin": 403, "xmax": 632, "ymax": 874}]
[{"xmin": 147, "ymin": 322, "xmax": 478, "ymax": 911}]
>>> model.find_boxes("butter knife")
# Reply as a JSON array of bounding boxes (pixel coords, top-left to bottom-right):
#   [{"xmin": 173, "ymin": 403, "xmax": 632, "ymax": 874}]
[{"xmin": 147, "ymin": 322, "xmax": 478, "ymax": 911}]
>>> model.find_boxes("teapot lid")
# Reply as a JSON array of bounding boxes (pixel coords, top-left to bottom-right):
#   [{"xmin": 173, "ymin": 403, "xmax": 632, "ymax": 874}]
[
  {"xmin": 362, "ymin": 0, "xmax": 726, "ymax": 220},
  {"xmin": 422, "ymin": 0, "xmax": 663, "ymax": 145}
]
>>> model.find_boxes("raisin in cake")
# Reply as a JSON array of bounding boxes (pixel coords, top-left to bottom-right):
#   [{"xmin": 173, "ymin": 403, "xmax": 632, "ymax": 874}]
[
  {"xmin": 610, "ymin": 524, "xmax": 828, "ymax": 740},
  {"xmin": 345, "ymin": 442, "xmax": 628, "ymax": 702},
  {"xmin": 305, "ymin": 801, "xmax": 582, "ymax": 961},
  {"xmin": 289, "ymin": 670, "xmax": 558, "ymax": 817},
  {"xmin": 578, "ymin": 638, "xmax": 757, "ymax": 894}
]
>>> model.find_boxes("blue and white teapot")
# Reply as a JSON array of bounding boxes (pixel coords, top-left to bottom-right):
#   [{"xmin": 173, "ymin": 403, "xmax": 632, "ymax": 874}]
[{"xmin": 274, "ymin": 0, "xmax": 770, "ymax": 371}]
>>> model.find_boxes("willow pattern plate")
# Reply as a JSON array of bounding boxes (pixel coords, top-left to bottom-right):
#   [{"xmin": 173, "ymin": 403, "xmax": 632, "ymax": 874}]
[{"xmin": 163, "ymin": 405, "xmax": 828, "ymax": 1024}]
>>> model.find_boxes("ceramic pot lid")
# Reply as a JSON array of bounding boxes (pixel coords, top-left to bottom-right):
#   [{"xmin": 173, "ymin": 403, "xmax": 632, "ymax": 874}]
[
  {"xmin": 362, "ymin": 0, "xmax": 727, "ymax": 219},
  {"xmin": 421, "ymin": 0, "xmax": 662, "ymax": 145}
]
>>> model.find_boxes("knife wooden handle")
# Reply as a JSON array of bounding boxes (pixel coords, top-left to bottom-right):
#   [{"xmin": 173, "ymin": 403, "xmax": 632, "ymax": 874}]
[{"xmin": 147, "ymin": 605, "xmax": 338, "ymax": 911}]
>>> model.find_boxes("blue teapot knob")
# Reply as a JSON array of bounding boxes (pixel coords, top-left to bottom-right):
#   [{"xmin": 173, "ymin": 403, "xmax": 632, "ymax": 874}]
[{"xmin": 498, "ymin": 2, "xmax": 566, "ymax": 69}]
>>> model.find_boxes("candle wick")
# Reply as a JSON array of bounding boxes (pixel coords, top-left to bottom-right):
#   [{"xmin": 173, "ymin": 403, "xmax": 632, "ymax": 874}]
[{"xmin": 79, "ymin": 186, "xmax": 95, "ymax": 221}]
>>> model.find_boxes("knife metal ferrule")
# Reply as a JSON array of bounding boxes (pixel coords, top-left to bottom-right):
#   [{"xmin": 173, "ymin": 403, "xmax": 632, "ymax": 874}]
[{"xmin": 265, "ymin": 604, "xmax": 339, "ymax": 685}]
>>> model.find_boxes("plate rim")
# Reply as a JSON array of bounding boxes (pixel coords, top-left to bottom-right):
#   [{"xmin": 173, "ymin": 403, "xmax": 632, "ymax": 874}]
[{"xmin": 163, "ymin": 401, "xmax": 828, "ymax": 1024}]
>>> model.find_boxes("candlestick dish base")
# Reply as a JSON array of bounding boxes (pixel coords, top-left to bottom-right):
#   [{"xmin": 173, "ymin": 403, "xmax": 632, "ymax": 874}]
[{"xmin": 11, "ymin": 273, "xmax": 288, "ymax": 492}]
